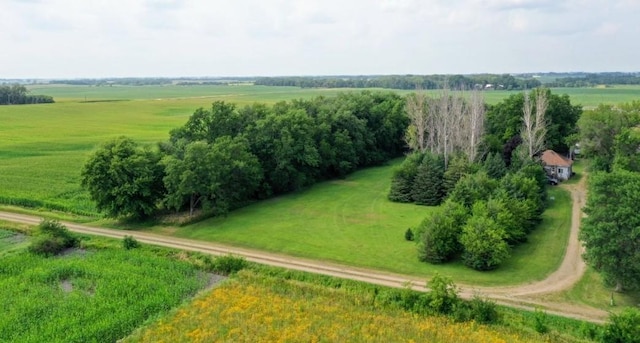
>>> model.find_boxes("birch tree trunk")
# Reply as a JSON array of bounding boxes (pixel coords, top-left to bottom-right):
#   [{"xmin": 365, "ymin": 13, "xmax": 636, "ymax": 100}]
[{"xmin": 520, "ymin": 88, "xmax": 548, "ymax": 159}]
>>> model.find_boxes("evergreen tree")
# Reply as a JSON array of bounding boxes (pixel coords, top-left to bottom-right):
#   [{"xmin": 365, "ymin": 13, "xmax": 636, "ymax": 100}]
[
  {"xmin": 388, "ymin": 153, "xmax": 423, "ymax": 202},
  {"xmin": 411, "ymin": 153, "xmax": 445, "ymax": 206},
  {"xmin": 443, "ymin": 154, "xmax": 471, "ymax": 196},
  {"xmin": 483, "ymin": 152, "xmax": 507, "ymax": 179}
]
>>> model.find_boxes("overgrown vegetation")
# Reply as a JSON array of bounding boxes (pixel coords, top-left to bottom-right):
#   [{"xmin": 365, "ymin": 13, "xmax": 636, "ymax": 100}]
[
  {"xmin": 125, "ymin": 267, "xmax": 603, "ymax": 342},
  {"xmin": 0, "ymin": 235, "xmax": 212, "ymax": 343},
  {"xmin": 28, "ymin": 219, "xmax": 78, "ymax": 256}
]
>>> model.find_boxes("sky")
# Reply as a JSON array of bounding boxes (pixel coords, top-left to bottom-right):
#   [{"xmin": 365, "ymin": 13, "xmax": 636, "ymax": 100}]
[{"xmin": 1, "ymin": 0, "xmax": 638, "ymax": 78}]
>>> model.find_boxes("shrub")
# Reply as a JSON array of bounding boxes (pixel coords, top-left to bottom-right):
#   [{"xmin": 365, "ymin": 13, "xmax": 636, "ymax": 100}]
[
  {"xmin": 404, "ymin": 228, "xmax": 414, "ymax": 241},
  {"xmin": 123, "ymin": 236, "xmax": 140, "ymax": 250},
  {"xmin": 602, "ymin": 308, "xmax": 640, "ymax": 343},
  {"xmin": 467, "ymin": 295, "xmax": 499, "ymax": 324},
  {"xmin": 427, "ymin": 273, "xmax": 459, "ymax": 315},
  {"xmin": 28, "ymin": 219, "xmax": 77, "ymax": 256},
  {"xmin": 533, "ymin": 308, "xmax": 549, "ymax": 334},
  {"xmin": 212, "ymin": 255, "xmax": 248, "ymax": 275}
]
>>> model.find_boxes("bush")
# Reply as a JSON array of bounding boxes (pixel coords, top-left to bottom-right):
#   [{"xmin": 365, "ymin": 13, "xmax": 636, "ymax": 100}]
[
  {"xmin": 123, "ymin": 236, "xmax": 140, "ymax": 250},
  {"xmin": 404, "ymin": 228, "xmax": 414, "ymax": 241},
  {"xmin": 533, "ymin": 308, "xmax": 549, "ymax": 334},
  {"xmin": 211, "ymin": 255, "xmax": 248, "ymax": 275},
  {"xmin": 602, "ymin": 308, "xmax": 640, "ymax": 343},
  {"xmin": 467, "ymin": 296, "xmax": 499, "ymax": 324},
  {"xmin": 427, "ymin": 273, "xmax": 459, "ymax": 315},
  {"xmin": 28, "ymin": 219, "xmax": 77, "ymax": 256}
]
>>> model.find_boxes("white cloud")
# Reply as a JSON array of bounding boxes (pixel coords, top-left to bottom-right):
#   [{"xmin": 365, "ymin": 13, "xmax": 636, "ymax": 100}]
[{"xmin": 0, "ymin": 0, "xmax": 637, "ymax": 78}]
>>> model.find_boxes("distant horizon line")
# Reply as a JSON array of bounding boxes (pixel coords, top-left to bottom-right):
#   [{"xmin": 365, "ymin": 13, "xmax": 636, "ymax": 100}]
[{"xmin": 2, "ymin": 71, "xmax": 640, "ymax": 81}]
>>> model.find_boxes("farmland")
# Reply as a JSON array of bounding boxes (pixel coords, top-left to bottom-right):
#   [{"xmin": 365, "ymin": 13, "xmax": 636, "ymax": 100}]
[
  {"xmin": 0, "ymin": 83, "xmax": 634, "ymax": 283},
  {"xmin": 2, "ymin": 84, "xmax": 639, "ymax": 216},
  {"xmin": 0, "ymin": 224, "xmax": 210, "ymax": 343}
]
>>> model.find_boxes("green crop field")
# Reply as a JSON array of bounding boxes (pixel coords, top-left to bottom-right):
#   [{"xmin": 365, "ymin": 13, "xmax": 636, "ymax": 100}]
[{"xmin": 0, "ymin": 228, "xmax": 210, "ymax": 343}]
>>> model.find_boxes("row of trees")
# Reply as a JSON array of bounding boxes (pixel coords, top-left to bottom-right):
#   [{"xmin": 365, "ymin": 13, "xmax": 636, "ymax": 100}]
[
  {"xmin": 0, "ymin": 85, "xmax": 54, "ymax": 105},
  {"xmin": 578, "ymin": 101, "xmax": 640, "ymax": 291},
  {"xmin": 82, "ymin": 91, "xmax": 409, "ymax": 218},
  {"xmin": 404, "ymin": 89, "xmax": 485, "ymax": 166},
  {"xmin": 255, "ymin": 74, "xmax": 541, "ymax": 91},
  {"xmin": 546, "ymin": 72, "xmax": 640, "ymax": 87}
]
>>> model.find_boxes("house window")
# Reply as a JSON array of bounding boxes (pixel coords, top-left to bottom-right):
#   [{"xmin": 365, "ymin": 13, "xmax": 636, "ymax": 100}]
[{"xmin": 558, "ymin": 168, "xmax": 563, "ymax": 175}]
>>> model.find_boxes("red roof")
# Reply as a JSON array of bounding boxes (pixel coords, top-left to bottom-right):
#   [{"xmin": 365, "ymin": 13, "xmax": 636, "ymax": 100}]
[{"xmin": 540, "ymin": 150, "xmax": 573, "ymax": 167}]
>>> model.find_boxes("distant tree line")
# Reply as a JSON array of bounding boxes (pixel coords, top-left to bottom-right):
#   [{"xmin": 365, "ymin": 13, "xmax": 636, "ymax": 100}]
[
  {"xmin": 50, "ymin": 77, "xmax": 256, "ymax": 87},
  {"xmin": 50, "ymin": 78, "xmax": 175, "ymax": 86},
  {"xmin": 0, "ymin": 85, "xmax": 54, "ymax": 105},
  {"xmin": 547, "ymin": 72, "xmax": 640, "ymax": 87},
  {"xmin": 175, "ymin": 81, "xmax": 232, "ymax": 86},
  {"xmin": 81, "ymin": 91, "xmax": 408, "ymax": 219},
  {"xmin": 255, "ymin": 74, "xmax": 541, "ymax": 91}
]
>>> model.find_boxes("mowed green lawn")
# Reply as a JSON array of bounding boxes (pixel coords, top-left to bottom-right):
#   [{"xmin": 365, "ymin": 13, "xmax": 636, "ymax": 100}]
[{"xmin": 150, "ymin": 159, "xmax": 573, "ymax": 286}]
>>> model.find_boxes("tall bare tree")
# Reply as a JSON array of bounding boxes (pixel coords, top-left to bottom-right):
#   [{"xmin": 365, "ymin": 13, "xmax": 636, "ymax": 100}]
[
  {"xmin": 465, "ymin": 89, "xmax": 485, "ymax": 163},
  {"xmin": 404, "ymin": 87, "xmax": 486, "ymax": 167},
  {"xmin": 404, "ymin": 92, "xmax": 429, "ymax": 152},
  {"xmin": 520, "ymin": 88, "xmax": 548, "ymax": 159}
]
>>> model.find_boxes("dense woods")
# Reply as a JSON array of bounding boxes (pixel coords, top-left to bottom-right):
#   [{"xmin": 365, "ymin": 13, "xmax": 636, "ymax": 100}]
[
  {"xmin": 0, "ymin": 85, "xmax": 54, "ymax": 105},
  {"xmin": 82, "ymin": 91, "xmax": 408, "ymax": 218}
]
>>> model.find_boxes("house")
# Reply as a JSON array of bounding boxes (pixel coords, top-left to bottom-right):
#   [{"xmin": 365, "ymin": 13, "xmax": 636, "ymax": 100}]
[{"xmin": 540, "ymin": 150, "xmax": 573, "ymax": 181}]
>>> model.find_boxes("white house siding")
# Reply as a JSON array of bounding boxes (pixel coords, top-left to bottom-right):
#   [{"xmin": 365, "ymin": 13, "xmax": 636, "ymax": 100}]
[{"xmin": 556, "ymin": 166, "xmax": 572, "ymax": 181}]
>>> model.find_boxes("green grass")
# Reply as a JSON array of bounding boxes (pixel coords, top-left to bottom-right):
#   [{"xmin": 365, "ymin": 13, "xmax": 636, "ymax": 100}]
[
  {"xmin": 0, "ymin": 235, "xmax": 209, "ymax": 343},
  {"xmin": 147, "ymin": 160, "xmax": 572, "ymax": 286},
  {"xmin": 542, "ymin": 268, "xmax": 640, "ymax": 313}
]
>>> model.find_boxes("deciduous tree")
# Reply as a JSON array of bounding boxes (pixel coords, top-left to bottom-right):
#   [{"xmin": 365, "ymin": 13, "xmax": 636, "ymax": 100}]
[
  {"xmin": 81, "ymin": 136, "xmax": 164, "ymax": 218},
  {"xmin": 580, "ymin": 170, "xmax": 640, "ymax": 291},
  {"xmin": 460, "ymin": 204, "xmax": 510, "ymax": 271}
]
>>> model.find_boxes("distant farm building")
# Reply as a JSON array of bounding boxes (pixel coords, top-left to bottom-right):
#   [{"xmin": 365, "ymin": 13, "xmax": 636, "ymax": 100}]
[{"xmin": 540, "ymin": 150, "xmax": 573, "ymax": 181}]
